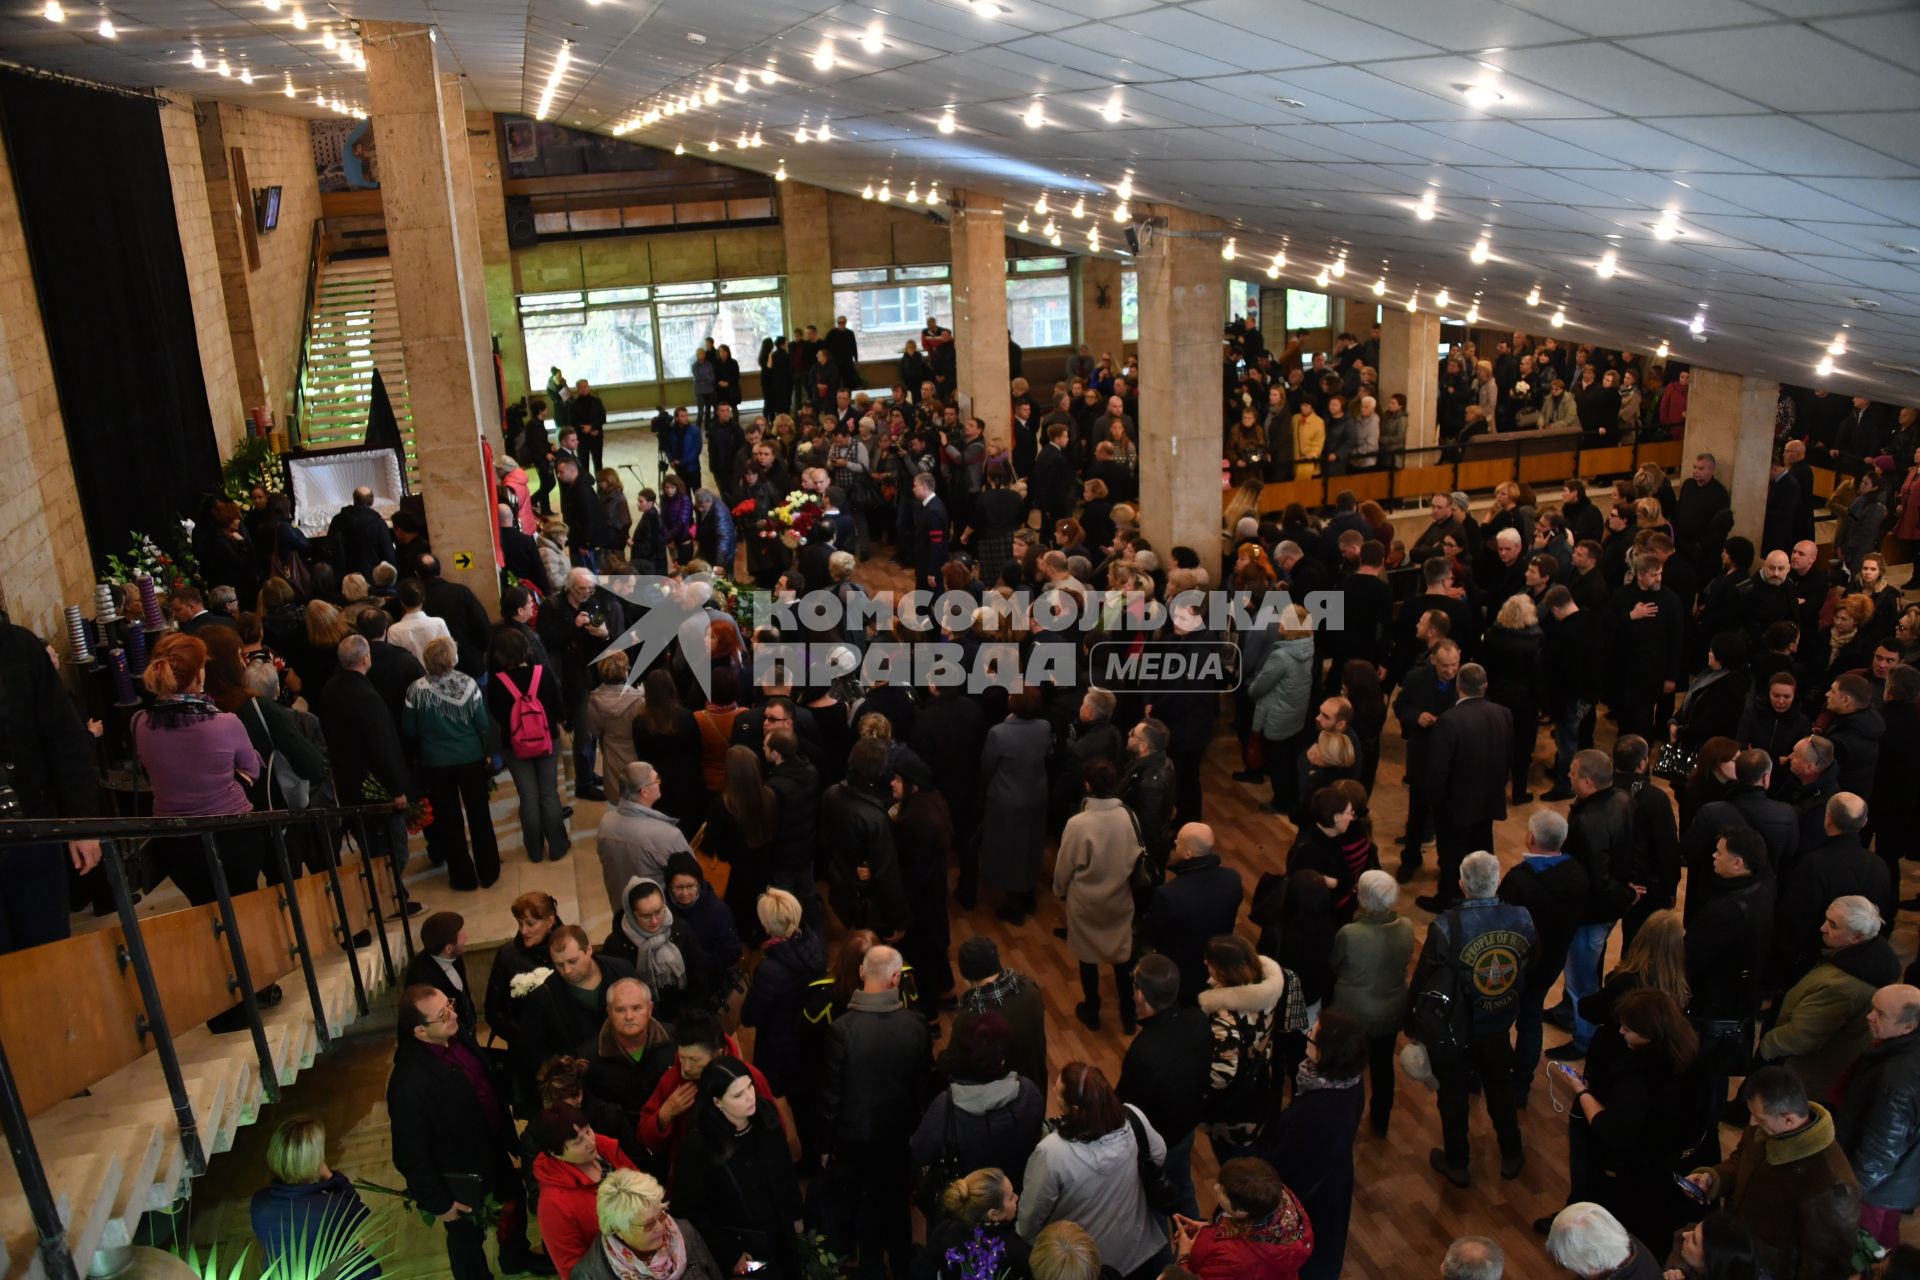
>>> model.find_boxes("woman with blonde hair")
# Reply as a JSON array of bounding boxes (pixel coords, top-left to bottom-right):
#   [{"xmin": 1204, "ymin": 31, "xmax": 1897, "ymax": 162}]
[
  {"xmin": 402, "ymin": 636, "xmax": 499, "ymax": 890},
  {"xmin": 250, "ymin": 1118, "xmax": 380, "ymax": 1277},
  {"xmin": 538, "ymin": 517, "xmax": 572, "ymax": 594},
  {"xmin": 917, "ymin": 1169, "xmax": 1032, "ymax": 1280},
  {"xmin": 739, "ymin": 888, "xmax": 826, "ymax": 1103},
  {"xmin": 287, "ymin": 597, "xmax": 350, "ymax": 699},
  {"xmin": 569, "ymin": 1166, "xmax": 725, "ymax": 1280}
]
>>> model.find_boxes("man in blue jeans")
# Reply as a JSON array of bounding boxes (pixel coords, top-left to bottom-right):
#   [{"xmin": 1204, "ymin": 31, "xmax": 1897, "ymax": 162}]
[
  {"xmin": 1541, "ymin": 584, "xmax": 1602, "ymax": 801},
  {"xmin": 1549, "ymin": 750, "xmax": 1636, "ymax": 1056},
  {"xmin": 1496, "ymin": 809, "xmax": 1589, "ymax": 1098}
]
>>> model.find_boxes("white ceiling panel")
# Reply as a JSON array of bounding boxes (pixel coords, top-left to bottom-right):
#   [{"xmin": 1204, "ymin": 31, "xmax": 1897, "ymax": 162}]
[
  {"xmin": 1497, "ymin": 0, "xmax": 1770, "ymax": 36},
  {"xmin": 1491, "ymin": 43, "xmax": 1768, "ymax": 118},
  {"xmin": 1186, "ymin": 0, "xmax": 1442, "ymax": 62},
  {"xmin": 1650, "ymin": 114, "xmax": 1918, "ymax": 180},
  {"xmin": 1622, "ymin": 26, "xmax": 1920, "ymax": 114}
]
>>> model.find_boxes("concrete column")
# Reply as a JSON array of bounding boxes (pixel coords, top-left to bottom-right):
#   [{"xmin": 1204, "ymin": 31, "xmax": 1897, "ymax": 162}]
[
  {"xmin": 1078, "ymin": 256, "xmax": 1123, "ymax": 367},
  {"xmin": 1137, "ymin": 206, "xmax": 1225, "ymax": 562},
  {"xmin": 440, "ymin": 74, "xmax": 504, "ymax": 459},
  {"xmin": 1379, "ymin": 308, "xmax": 1442, "ymax": 451},
  {"xmin": 1685, "ymin": 369, "xmax": 1776, "ymax": 546},
  {"xmin": 466, "ymin": 109, "xmax": 525, "ymax": 403},
  {"xmin": 195, "ymin": 105, "xmax": 267, "ymax": 415},
  {"xmin": 781, "ymin": 181, "xmax": 833, "ymax": 334},
  {"xmin": 159, "ymin": 92, "xmax": 248, "ymax": 455},
  {"xmin": 362, "ymin": 20, "xmax": 499, "ymax": 612},
  {"xmin": 949, "ymin": 192, "xmax": 1012, "ymax": 454}
]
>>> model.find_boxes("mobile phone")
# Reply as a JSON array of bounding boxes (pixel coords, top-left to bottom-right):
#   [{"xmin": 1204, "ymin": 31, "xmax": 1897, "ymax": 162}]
[
  {"xmin": 1674, "ymin": 1173, "xmax": 1709, "ymax": 1204},
  {"xmin": 741, "ymin": 1263, "xmax": 768, "ymax": 1273}
]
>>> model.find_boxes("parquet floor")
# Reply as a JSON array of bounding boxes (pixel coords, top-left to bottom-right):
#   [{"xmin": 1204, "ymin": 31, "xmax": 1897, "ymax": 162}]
[{"xmin": 176, "ymin": 425, "xmax": 1920, "ymax": 1277}]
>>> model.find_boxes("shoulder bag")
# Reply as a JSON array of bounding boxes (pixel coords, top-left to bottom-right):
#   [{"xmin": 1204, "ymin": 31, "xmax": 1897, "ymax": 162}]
[{"xmin": 1124, "ymin": 1106, "xmax": 1182, "ymax": 1218}]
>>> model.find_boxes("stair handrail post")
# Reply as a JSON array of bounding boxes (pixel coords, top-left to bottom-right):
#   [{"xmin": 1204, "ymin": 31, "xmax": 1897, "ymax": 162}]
[
  {"xmin": 200, "ymin": 832, "xmax": 281, "ymax": 1104},
  {"xmin": 100, "ymin": 838, "xmax": 207, "ymax": 1177},
  {"xmin": 291, "ymin": 216, "xmax": 325, "ymax": 448},
  {"xmin": 0, "ymin": 1028, "xmax": 79, "ymax": 1280},
  {"xmin": 349, "ymin": 813, "xmax": 397, "ymax": 988},
  {"xmin": 267, "ymin": 822, "xmax": 332, "ymax": 1051},
  {"xmin": 318, "ymin": 814, "xmax": 370, "ymax": 1018}
]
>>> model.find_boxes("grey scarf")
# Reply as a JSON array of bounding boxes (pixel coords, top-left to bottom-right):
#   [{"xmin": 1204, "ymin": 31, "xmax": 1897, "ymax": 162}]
[{"xmin": 620, "ymin": 876, "xmax": 687, "ymax": 991}]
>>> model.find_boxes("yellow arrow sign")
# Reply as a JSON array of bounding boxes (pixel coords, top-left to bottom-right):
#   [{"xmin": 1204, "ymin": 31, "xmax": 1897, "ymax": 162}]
[{"xmin": 453, "ymin": 551, "xmax": 474, "ymax": 570}]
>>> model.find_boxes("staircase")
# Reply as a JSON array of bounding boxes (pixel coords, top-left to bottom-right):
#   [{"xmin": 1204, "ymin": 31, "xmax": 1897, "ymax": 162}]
[{"xmin": 298, "ymin": 255, "xmax": 418, "ymax": 479}]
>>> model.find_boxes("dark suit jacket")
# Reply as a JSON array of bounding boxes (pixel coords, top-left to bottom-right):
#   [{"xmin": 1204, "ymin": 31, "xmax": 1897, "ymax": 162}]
[
  {"xmin": 423, "ymin": 577, "xmax": 493, "ymax": 679},
  {"xmin": 179, "ymin": 610, "xmax": 238, "ymax": 635},
  {"xmin": 317, "ymin": 668, "xmax": 411, "ymax": 801},
  {"xmin": 329, "ymin": 504, "xmax": 396, "ymax": 580},
  {"xmin": 404, "ymin": 951, "xmax": 477, "ymax": 1032},
  {"xmin": 1427, "ymin": 695, "xmax": 1513, "ymax": 826}
]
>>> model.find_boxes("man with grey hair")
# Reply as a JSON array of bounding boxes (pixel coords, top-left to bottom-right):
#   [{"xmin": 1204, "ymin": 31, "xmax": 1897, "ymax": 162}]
[
  {"xmin": 1331, "ymin": 868, "xmax": 1416, "ymax": 1135},
  {"xmin": 1414, "ymin": 848, "xmax": 1536, "ymax": 1186},
  {"xmin": 1499, "ymin": 808, "xmax": 1589, "ymax": 1093},
  {"xmin": 1418, "ymin": 662, "xmax": 1513, "ymax": 913},
  {"xmin": 1545, "ymin": 1202, "xmax": 1656, "ymax": 1277},
  {"xmin": 317, "ymin": 632, "xmax": 412, "ymax": 881},
  {"xmin": 1442, "ymin": 1236, "xmax": 1503, "ymax": 1280},
  {"xmin": 1756, "ymin": 893, "xmax": 1899, "ymax": 1097},
  {"xmin": 1836, "ymin": 983, "xmax": 1920, "ymax": 1247},
  {"xmin": 596, "ymin": 761, "xmax": 693, "ymax": 916},
  {"xmin": 1143, "ymin": 822, "xmax": 1243, "ymax": 1004},
  {"xmin": 1777, "ymin": 789, "xmax": 1892, "ymax": 985},
  {"xmin": 538, "ymin": 564, "xmax": 627, "ymax": 801}
]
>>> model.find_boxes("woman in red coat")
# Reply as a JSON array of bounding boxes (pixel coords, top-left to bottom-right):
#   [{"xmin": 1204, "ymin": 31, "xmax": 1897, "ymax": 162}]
[
  {"xmin": 1174, "ymin": 1157, "xmax": 1314, "ymax": 1280},
  {"xmin": 532, "ymin": 1102, "xmax": 637, "ymax": 1279}
]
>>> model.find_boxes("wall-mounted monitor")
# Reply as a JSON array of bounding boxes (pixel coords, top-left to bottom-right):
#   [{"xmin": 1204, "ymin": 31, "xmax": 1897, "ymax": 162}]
[{"xmin": 254, "ymin": 185, "xmax": 282, "ymax": 232}]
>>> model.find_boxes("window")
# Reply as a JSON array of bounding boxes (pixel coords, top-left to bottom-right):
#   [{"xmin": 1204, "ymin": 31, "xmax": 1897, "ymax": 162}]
[
  {"xmin": 1008, "ymin": 275, "xmax": 1072, "ymax": 348},
  {"xmin": 1121, "ymin": 270, "xmax": 1139, "ymax": 341},
  {"xmin": 859, "ymin": 287, "xmax": 921, "ymax": 331},
  {"xmin": 832, "ymin": 265, "xmax": 954, "ymax": 350},
  {"xmin": 1012, "ymin": 256, "xmax": 1068, "ymax": 273},
  {"xmin": 517, "ymin": 276, "xmax": 783, "ymax": 388},
  {"xmin": 1286, "ymin": 289, "xmax": 1330, "ymax": 330},
  {"xmin": 1228, "ymin": 279, "xmax": 1260, "ymax": 322}
]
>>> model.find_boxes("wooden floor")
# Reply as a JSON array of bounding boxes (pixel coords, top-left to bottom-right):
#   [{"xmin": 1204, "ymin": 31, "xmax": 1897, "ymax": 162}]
[{"xmin": 174, "ymin": 425, "xmax": 1920, "ymax": 1277}]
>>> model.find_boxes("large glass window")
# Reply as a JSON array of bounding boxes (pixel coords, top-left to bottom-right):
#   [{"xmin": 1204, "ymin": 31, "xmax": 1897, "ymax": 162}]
[
  {"xmin": 831, "ymin": 266, "xmax": 952, "ymax": 351},
  {"xmin": 1121, "ymin": 270, "xmax": 1138, "ymax": 342},
  {"xmin": 517, "ymin": 277, "xmax": 783, "ymax": 387},
  {"xmin": 1008, "ymin": 275, "xmax": 1072, "ymax": 348}
]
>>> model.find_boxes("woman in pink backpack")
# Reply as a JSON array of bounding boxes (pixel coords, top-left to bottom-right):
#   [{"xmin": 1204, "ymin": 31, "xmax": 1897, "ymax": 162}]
[{"xmin": 486, "ymin": 626, "xmax": 571, "ymax": 863}]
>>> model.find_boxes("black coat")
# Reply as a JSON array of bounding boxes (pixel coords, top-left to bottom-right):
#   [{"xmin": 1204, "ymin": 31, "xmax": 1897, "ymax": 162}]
[
  {"xmin": 765, "ymin": 755, "xmax": 820, "ymax": 884},
  {"xmin": 675, "ymin": 1113, "xmax": 806, "ymax": 1277},
  {"xmin": 1259, "ymin": 1080, "xmax": 1365, "ymax": 1280},
  {"xmin": 328, "ymin": 503, "xmax": 396, "ymax": 580},
  {"xmin": 0, "ymin": 618, "xmax": 99, "ymax": 822},
  {"xmin": 1117, "ymin": 751, "xmax": 1177, "ymax": 864},
  {"xmin": 403, "ymin": 952, "xmax": 476, "ymax": 1034},
  {"xmin": 820, "ymin": 993, "xmax": 933, "ymax": 1147},
  {"xmin": 1392, "ymin": 660, "xmax": 1459, "ymax": 771},
  {"xmin": 1773, "ymin": 833, "xmax": 1895, "ymax": 986},
  {"xmin": 317, "ymin": 669, "xmax": 410, "ymax": 803},
  {"xmin": 1544, "ymin": 607, "xmax": 1605, "ymax": 707},
  {"xmin": 1682, "ymin": 787, "xmax": 1798, "ymax": 924},
  {"xmin": 1836, "ymin": 1030, "xmax": 1920, "ymax": 1211},
  {"xmin": 1606, "ymin": 582, "xmax": 1686, "ymax": 695},
  {"xmin": 1567, "ymin": 787, "xmax": 1636, "ymax": 923},
  {"xmin": 1825, "ymin": 708, "xmax": 1884, "ymax": 801},
  {"xmin": 1030, "ymin": 444, "xmax": 1078, "ymax": 520},
  {"xmin": 422, "ymin": 578, "xmax": 493, "ymax": 679},
  {"xmin": 1115, "ymin": 1005, "xmax": 1213, "ymax": 1144},
  {"xmin": 1685, "ymin": 876, "xmax": 1774, "ymax": 1020},
  {"xmin": 511, "ymin": 960, "xmax": 637, "ymax": 1087},
  {"xmin": 1674, "ymin": 669, "xmax": 1752, "ymax": 750},
  {"xmin": 739, "ymin": 930, "xmax": 826, "ymax": 1099},
  {"xmin": 1143, "ymin": 854, "xmax": 1245, "ymax": 1004},
  {"xmin": 1427, "ymin": 696, "xmax": 1513, "ymax": 826},
  {"xmin": 1874, "ymin": 701, "xmax": 1920, "ymax": 858},
  {"xmin": 909, "ymin": 694, "xmax": 989, "ymax": 838},
  {"xmin": 1480, "ymin": 624, "xmax": 1544, "ymax": 714},
  {"xmin": 1621, "ymin": 771, "xmax": 1682, "ymax": 901},
  {"xmin": 387, "ymin": 1034, "xmax": 516, "ymax": 1218},
  {"xmin": 583, "ymin": 1026, "xmax": 676, "ymax": 1166},
  {"xmin": 483, "ymin": 933, "xmax": 550, "ymax": 1045},
  {"xmin": 820, "ymin": 782, "xmax": 909, "ymax": 935},
  {"xmin": 1498, "ymin": 855, "xmax": 1590, "ymax": 995}
]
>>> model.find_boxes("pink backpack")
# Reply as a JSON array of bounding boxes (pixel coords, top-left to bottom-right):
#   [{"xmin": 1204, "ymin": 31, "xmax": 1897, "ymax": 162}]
[{"xmin": 495, "ymin": 669, "xmax": 552, "ymax": 759}]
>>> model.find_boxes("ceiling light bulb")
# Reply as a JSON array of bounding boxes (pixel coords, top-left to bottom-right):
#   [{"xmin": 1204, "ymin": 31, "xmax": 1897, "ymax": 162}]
[
  {"xmin": 1266, "ymin": 263, "xmax": 1281, "ymax": 280},
  {"xmin": 1101, "ymin": 93, "xmax": 1123, "ymax": 123},
  {"xmin": 290, "ymin": 8, "xmax": 306, "ymax": 28},
  {"xmin": 708, "ymin": 140, "xmax": 720, "ymax": 151},
  {"xmin": 1471, "ymin": 238, "xmax": 1490, "ymax": 263},
  {"xmin": 190, "ymin": 48, "xmax": 206, "ymax": 68},
  {"xmin": 738, "ymin": 132, "xmax": 750, "ymax": 149},
  {"xmin": 1330, "ymin": 256, "xmax": 1346, "ymax": 278},
  {"xmin": 734, "ymin": 72, "xmax": 750, "ymax": 93},
  {"xmin": 1653, "ymin": 215, "xmax": 1679, "ymax": 242},
  {"xmin": 1272, "ymin": 251, "xmax": 1287, "ymax": 270},
  {"xmin": 1689, "ymin": 312, "xmax": 1706, "ymax": 336},
  {"xmin": 760, "ymin": 65, "xmax": 776, "ymax": 85},
  {"xmin": 774, "ymin": 162, "xmax": 787, "ymax": 182},
  {"xmin": 1462, "ymin": 83, "xmax": 1503, "ymax": 110},
  {"xmin": 905, "ymin": 183, "xmax": 919, "ymax": 204},
  {"xmin": 321, "ymin": 28, "xmax": 336, "ymax": 48},
  {"xmin": 970, "ymin": 0, "xmax": 998, "ymax": 17},
  {"xmin": 1434, "ymin": 288, "xmax": 1450, "ymax": 308},
  {"xmin": 751, "ymin": 131, "xmax": 763, "ymax": 148},
  {"xmin": 1405, "ymin": 292, "xmax": 1418, "ymax": 313},
  {"xmin": 1525, "ymin": 287, "xmax": 1541, "ymax": 306},
  {"xmin": 813, "ymin": 39, "xmax": 836, "ymax": 72},
  {"xmin": 1088, "ymin": 225, "xmax": 1099, "ymax": 246},
  {"xmin": 1221, "ymin": 237, "xmax": 1236, "ymax": 262},
  {"xmin": 1049, "ymin": 232, "xmax": 1062, "ymax": 247},
  {"xmin": 1415, "ymin": 200, "xmax": 1435, "ymax": 221},
  {"xmin": 42, "ymin": 1, "xmax": 62, "ymax": 21},
  {"xmin": 674, "ymin": 142, "xmax": 685, "ymax": 155},
  {"xmin": 1372, "ymin": 277, "xmax": 1386, "ymax": 296},
  {"xmin": 1112, "ymin": 202, "xmax": 1129, "ymax": 222},
  {"xmin": 1655, "ymin": 341, "xmax": 1669, "ymax": 358},
  {"xmin": 1816, "ymin": 355, "xmax": 1834, "ymax": 377},
  {"xmin": 313, "ymin": 91, "xmax": 324, "ymax": 106},
  {"xmin": 795, "ymin": 126, "xmax": 810, "ymax": 143},
  {"xmin": 1465, "ymin": 304, "xmax": 1480, "ymax": 324},
  {"xmin": 1043, "ymin": 219, "xmax": 1057, "ymax": 238},
  {"xmin": 1117, "ymin": 175, "xmax": 1133, "ymax": 200},
  {"xmin": 217, "ymin": 58, "xmax": 231, "ymax": 76},
  {"xmin": 878, "ymin": 182, "xmax": 891, "ymax": 202},
  {"xmin": 239, "ymin": 66, "xmax": 253, "ymax": 83},
  {"xmin": 1314, "ymin": 268, "xmax": 1330, "ymax": 288},
  {"xmin": 338, "ymin": 43, "xmax": 353, "ymax": 61},
  {"xmin": 1070, "ymin": 197, "xmax": 1086, "ymax": 219},
  {"xmin": 1034, "ymin": 194, "xmax": 1049, "ymax": 215},
  {"xmin": 938, "ymin": 109, "xmax": 956, "ymax": 134},
  {"xmin": 1024, "ymin": 100, "xmax": 1044, "ymax": 129},
  {"xmin": 1596, "ymin": 250, "xmax": 1618, "ymax": 278},
  {"xmin": 284, "ymin": 80, "xmax": 295, "ymax": 97},
  {"xmin": 815, "ymin": 121, "xmax": 831, "ymax": 141},
  {"xmin": 861, "ymin": 22, "xmax": 884, "ymax": 53},
  {"xmin": 1017, "ymin": 216, "xmax": 1029, "ymax": 233},
  {"xmin": 927, "ymin": 182, "xmax": 940, "ymax": 202},
  {"xmin": 1828, "ymin": 335, "xmax": 1847, "ymax": 356},
  {"xmin": 861, "ymin": 183, "xmax": 873, "ymax": 199},
  {"xmin": 1550, "ymin": 308, "xmax": 1566, "ymax": 328},
  {"xmin": 265, "ymin": 0, "xmax": 281, "ymax": 8},
  {"xmin": 97, "ymin": 15, "xmax": 115, "ymax": 36},
  {"xmin": 705, "ymin": 83, "xmax": 720, "ymax": 104}
]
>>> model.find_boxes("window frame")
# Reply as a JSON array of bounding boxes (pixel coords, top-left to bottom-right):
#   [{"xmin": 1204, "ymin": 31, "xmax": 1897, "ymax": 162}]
[{"xmin": 516, "ymin": 275, "xmax": 785, "ymax": 389}]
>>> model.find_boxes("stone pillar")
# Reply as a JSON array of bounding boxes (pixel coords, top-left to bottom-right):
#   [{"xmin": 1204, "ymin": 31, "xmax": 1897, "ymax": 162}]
[
  {"xmin": 1137, "ymin": 206, "xmax": 1225, "ymax": 562},
  {"xmin": 1378, "ymin": 308, "xmax": 1442, "ymax": 451},
  {"xmin": 1685, "ymin": 369, "xmax": 1775, "ymax": 546},
  {"xmin": 1078, "ymin": 256, "xmax": 1123, "ymax": 367},
  {"xmin": 440, "ymin": 74, "xmax": 504, "ymax": 458},
  {"xmin": 362, "ymin": 20, "xmax": 499, "ymax": 611},
  {"xmin": 159, "ymin": 92, "xmax": 248, "ymax": 456},
  {"xmin": 466, "ymin": 109, "xmax": 525, "ymax": 403},
  {"xmin": 195, "ymin": 105, "xmax": 267, "ymax": 416},
  {"xmin": 781, "ymin": 181, "xmax": 833, "ymax": 334},
  {"xmin": 949, "ymin": 192, "xmax": 1012, "ymax": 454}
]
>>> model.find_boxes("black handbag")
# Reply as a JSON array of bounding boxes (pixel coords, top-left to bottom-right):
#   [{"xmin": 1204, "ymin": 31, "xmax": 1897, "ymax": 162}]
[
  {"xmin": 1692, "ymin": 1017, "xmax": 1755, "ymax": 1076},
  {"xmin": 846, "ymin": 471, "xmax": 884, "ymax": 512},
  {"xmin": 1125, "ymin": 1107, "xmax": 1182, "ymax": 1218},
  {"xmin": 914, "ymin": 1099, "xmax": 965, "ymax": 1219},
  {"xmin": 1652, "ymin": 741, "xmax": 1697, "ymax": 783}
]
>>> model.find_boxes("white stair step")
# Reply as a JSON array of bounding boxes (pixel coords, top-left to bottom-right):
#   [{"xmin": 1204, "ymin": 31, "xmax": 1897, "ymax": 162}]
[
  {"xmin": 1, "ymin": 1151, "xmax": 121, "ymax": 1280},
  {"xmin": 35, "ymin": 1122, "xmax": 165, "ymax": 1250},
  {"xmin": 86, "ymin": 1054, "xmax": 244, "ymax": 1154}
]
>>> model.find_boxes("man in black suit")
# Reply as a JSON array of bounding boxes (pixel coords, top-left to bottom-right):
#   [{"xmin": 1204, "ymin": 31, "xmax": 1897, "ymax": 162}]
[
  {"xmin": 170, "ymin": 586, "xmax": 236, "ymax": 635},
  {"xmin": 1031, "ymin": 421, "xmax": 1078, "ymax": 533},
  {"xmin": 1393, "ymin": 635, "xmax": 1460, "ymax": 878},
  {"xmin": 1115, "ymin": 954, "xmax": 1212, "ymax": 1217},
  {"xmin": 317, "ymin": 635, "xmax": 412, "ymax": 879},
  {"xmin": 1605, "ymin": 552, "xmax": 1685, "ymax": 741},
  {"xmin": 1497, "ymin": 808, "xmax": 1589, "ymax": 1095},
  {"xmin": 405, "ymin": 911, "xmax": 476, "ymax": 1031},
  {"xmin": 825, "ymin": 314, "xmax": 862, "ymax": 388},
  {"xmin": 571, "ymin": 378, "xmax": 607, "ymax": 475},
  {"xmin": 1774, "ymin": 792, "xmax": 1893, "ymax": 989},
  {"xmin": 328, "ymin": 486, "xmax": 396, "ymax": 580},
  {"xmin": 353, "ymin": 610, "xmax": 426, "ymax": 728},
  {"xmin": 1682, "ymin": 748, "xmax": 1799, "ymax": 926},
  {"xmin": 1392, "ymin": 559, "xmax": 1478, "ymax": 681},
  {"xmin": 908, "ymin": 472, "xmax": 949, "ymax": 592},
  {"xmin": 389, "ymin": 985, "xmax": 551, "ymax": 1280},
  {"xmin": 512, "ymin": 924, "xmax": 637, "ymax": 1092},
  {"xmin": 1417, "ymin": 662, "xmax": 1512, "ymax": 913},
  {"xmin": 416, "ymin": 554, "xmax": 493, "ymax": 680},
  {"xmin": 1141, "ymin": 824, "xmax": 1245, "ymax": 1005}
]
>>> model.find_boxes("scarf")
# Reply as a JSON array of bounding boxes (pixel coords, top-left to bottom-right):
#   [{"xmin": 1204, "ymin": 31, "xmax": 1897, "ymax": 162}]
[
  {"xmin": 1295, "ymin": 1058, "xmax": 1361, "ymax": 1096},
  {"xmin": 145, "ymin": 693, "xmax": 221, "ymax": 730},
  {"xmin": 621, "ymin": 878, "xmax": 688, "ymax": 991},
  {"xmin": 601, "ymin": 1215, "xmax": 687, "ymax": 1280},
  {"xmin": 1830, "ymin": 621, "xmax": 1857, "ymax": 662}
]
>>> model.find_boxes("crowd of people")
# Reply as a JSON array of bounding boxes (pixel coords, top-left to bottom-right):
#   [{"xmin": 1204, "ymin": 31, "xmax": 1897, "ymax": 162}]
[{"xmin": 6, "ymin": 310, "xmax": 1920, "ymax": 1280}]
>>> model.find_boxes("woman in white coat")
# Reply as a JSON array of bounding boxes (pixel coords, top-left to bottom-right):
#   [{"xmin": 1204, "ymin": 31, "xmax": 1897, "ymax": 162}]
[{"xmin": 1053, "ymin": 758, "xmax": 1143, "ymax": 1034}]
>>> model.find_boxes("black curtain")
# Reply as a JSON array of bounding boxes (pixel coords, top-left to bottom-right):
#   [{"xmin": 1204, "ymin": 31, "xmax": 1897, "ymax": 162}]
[{"xmin": 0, "ymin": 72, "xmax": 222, "ymax": 569}]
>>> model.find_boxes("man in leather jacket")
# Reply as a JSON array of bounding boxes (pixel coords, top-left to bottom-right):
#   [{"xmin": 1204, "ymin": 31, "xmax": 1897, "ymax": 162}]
[
  {"xmin": 1551, "ymin": 751, "xmax": 1634, "ymax": 1055},
  {"xmin": 1117, "ymin": 716, "xmax": 1177, "ymax": 873},
  {"xmin": 820, "ymin": 739, "xmax": 908, "ymax": 937},
  {"xmin": 1837, "ymin": 984, "xmax": 1920, "ymax": 1248}
]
